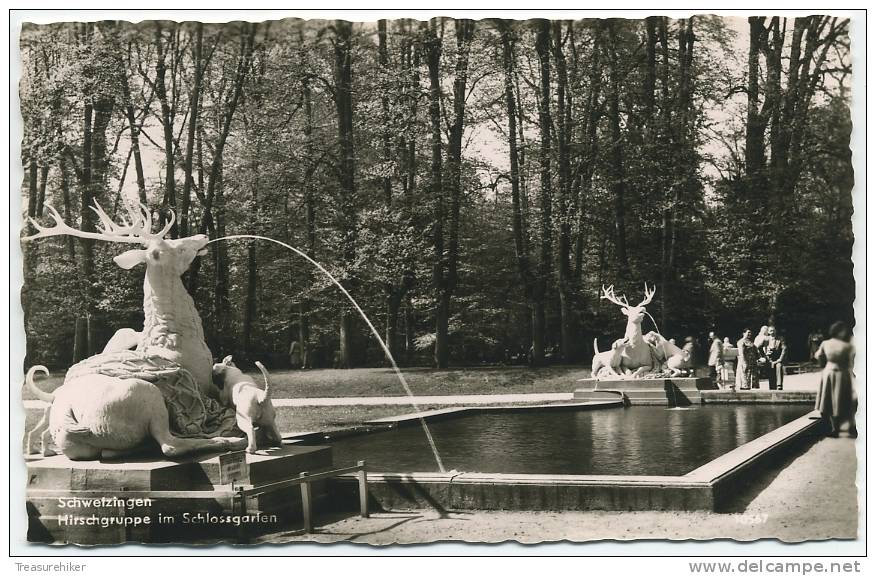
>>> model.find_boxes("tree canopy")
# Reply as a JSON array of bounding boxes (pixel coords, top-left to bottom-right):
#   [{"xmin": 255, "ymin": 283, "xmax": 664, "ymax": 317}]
[{"xmin": 19, "ymin": 15, "xmax": 854, "ymax": 370}]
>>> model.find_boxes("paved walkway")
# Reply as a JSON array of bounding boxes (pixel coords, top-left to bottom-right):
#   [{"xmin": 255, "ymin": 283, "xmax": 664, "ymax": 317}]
[
  {"xmin": 21, "ymin": 392, "xmax": 574, "ymax": 410},
  {"xmin": 257, "ymin": 435, "xmax": 859, "ymax": 544},
  {"xmin": 20, "ymin": 373, "xmax": 821, "ymax": 410}
]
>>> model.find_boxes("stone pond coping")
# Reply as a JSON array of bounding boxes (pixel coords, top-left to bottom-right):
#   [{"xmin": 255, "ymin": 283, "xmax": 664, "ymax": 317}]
[
  {"xmin": 701, "ymin": 389, "xmax": 816, "ymax": 403},
  {"xmin": 326, "ymin": 408, "xmax": 823, "ymax": 513}
]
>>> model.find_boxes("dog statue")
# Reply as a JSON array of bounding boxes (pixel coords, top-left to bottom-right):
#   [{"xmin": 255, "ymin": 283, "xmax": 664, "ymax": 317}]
[
  {"xmin": 212, "ymin": 356, "xmax": 283, "ymax": 453},
  {"xmin": 591, "ymin": 337, "xmax": 630, "ymax": 379}
]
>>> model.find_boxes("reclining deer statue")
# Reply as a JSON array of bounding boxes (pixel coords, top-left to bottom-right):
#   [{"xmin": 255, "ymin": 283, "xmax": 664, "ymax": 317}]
[
  {"xmin": 23, "ymin": 202, "xmax": 248, "ymax": 460},
  {"xmin": 599, "ymin": 283, "xmax": 657, "ymax": 378}
]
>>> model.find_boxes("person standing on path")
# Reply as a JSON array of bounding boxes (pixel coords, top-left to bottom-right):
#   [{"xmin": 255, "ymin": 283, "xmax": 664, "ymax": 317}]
[
  {"xmin": 707, "ymin": 331, "xmax": 724, "ymax": 386},
  {"xmin": 737, "ymin": 329, "xmax": 760, "ymax": 390},
  {"xmin": 753, "ymin": 325, "xmax": 770, "ymax": 382},
  {"xmin": 765, "ymin": 327, "xmax": 786, "ymax": 390},
  {"xmin": 809, "ymin": 329, "xmax": 824, "ymax": 361},
  {"xmin": 814, "ymin": 321, "xmax": 857, "ymax": 438}
]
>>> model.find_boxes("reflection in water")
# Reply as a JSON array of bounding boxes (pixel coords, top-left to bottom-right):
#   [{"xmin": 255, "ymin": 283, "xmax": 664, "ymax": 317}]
[
  {"xmin": 316, "ymin": 406, "xmax": 809, "ymax": 476},
  {"xmin": 667, "ymin": 408, "xmax": 685, "ymax": 456},
  {"xmin": 736, "ymin": 405, "xmax": 751, "ymax": 445}
]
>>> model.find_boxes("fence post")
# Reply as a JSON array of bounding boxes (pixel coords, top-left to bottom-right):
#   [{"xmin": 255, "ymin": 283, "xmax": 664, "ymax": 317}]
[
  {"xmin": 357, "ymin": 460, "xmax": 369, "ymax": 518},
  {"xmin": 235, "ymin": 485, "xmax": 250, "ymax": 544},
  {"xmin": 299, "ymin": 472, "xmax": 312, "ymax": 533}
]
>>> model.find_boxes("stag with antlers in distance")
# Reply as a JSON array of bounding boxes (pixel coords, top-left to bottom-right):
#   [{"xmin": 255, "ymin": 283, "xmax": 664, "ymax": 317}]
[{"xmin": 595, "ymin": 283, "xmax": 660, "ymax": 379}]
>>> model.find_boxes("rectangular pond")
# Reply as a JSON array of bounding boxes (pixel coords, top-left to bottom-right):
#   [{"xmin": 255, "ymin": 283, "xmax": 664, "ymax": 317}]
[{"xmin": 311, "ymin": 405, "xmax": 810, "ymax": 476}]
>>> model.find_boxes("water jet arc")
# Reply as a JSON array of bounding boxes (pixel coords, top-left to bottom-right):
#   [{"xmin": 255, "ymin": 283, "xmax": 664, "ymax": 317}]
[{"xmin": 207, "ymin": 234, "xmax": 446, "ymax": 472}]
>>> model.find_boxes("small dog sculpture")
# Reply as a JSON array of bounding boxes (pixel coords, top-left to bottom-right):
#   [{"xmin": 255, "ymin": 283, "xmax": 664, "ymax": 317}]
[
  {"xmin": 212, "ymin": 356, "xmax": 283, "ymax": 453},
  {"xmin": 644, "ymin": 332, "xmax": 691, "ymax": 376},
  {"xmin": 591, "ymin": 337, "xmax": 630, "ymax": 379},
  {"xmin": 25, "ymin": 366, "xmax": 56, "ymax": 456}
]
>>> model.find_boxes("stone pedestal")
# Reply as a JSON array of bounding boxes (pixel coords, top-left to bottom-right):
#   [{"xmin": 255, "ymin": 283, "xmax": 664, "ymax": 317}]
[
  {"xmin": 26, "ymin": 444, "xmax": 332, "ymax": 544},
  {"xmin": 574, "ymin": 377, "xmax": 716, "ymax": 406}
]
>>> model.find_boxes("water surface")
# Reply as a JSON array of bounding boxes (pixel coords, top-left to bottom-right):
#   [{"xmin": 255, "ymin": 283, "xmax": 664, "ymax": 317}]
[{"xmin": 316, "ymin": 405, "xmax": 809, "ymax": 476}]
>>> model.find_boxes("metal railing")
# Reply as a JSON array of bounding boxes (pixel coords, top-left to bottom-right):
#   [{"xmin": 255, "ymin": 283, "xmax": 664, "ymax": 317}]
[{"xmin": 234, "ymin": 460, "xmax": 369, "ymax": 533}]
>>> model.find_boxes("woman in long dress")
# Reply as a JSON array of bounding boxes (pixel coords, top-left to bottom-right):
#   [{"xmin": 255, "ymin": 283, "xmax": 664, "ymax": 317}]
[
  {"xmin": 814, "ymin": 321, "xmax": 857, "ymax": 437},
  {"xmin": 736, "ymin": 329, "xmax": 759, "ymax": 390}
]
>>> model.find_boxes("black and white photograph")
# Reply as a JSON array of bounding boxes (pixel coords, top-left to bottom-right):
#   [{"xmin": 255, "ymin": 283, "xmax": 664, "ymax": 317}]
[{"xmin": 10, "ymin": 7, "xmax": 865, "ymax": 558}]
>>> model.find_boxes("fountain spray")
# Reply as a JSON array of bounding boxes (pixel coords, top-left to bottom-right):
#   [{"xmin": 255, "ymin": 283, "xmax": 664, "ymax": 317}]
[{"xmin": 207, "ymin": 234, "xmax": 446, "ymax": 472}]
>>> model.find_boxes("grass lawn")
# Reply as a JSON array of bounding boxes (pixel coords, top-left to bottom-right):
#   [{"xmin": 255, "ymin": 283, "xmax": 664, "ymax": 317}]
[
  {"xmin": 273, "ymin": 403, "xmax": 459, "ymax": 433},
  {"xmin": 20, "ymin": 365, "xmax": 591, "ymax": 400}
]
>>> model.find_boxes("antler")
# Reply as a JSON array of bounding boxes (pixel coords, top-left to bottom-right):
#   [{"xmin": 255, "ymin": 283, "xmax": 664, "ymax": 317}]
[
  {"xmin": 23, "ymin": 201, "xmax": 174, "ymax": 244},
  {"xmin": 637, "ymin": 282, "xmax": 656, "ymax": 307},
  {"xmin": 600, "ymin": 284, "xmax": 630, "ymax": 308}
]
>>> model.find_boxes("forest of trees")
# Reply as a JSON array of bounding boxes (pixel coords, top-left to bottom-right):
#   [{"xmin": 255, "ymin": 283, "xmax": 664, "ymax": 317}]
[{"xmin": 19, "ymin": 15, "xmax": 854, "ymax": 371}]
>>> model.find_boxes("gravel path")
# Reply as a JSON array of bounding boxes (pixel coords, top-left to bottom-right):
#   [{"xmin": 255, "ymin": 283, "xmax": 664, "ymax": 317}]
[
  {"xmin": 256, "ymin": 435, "xmax": 857, "ymax": 544},
  {"xmin": 21, "ymin": 373, "xmax": 821, "ymax": 409}
]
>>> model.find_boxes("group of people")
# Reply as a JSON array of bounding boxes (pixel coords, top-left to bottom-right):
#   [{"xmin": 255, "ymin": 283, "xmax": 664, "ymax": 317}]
[
  {"xmin": 706, "ymin": 325, "xmax": 787, "ymax": 391},
  {"xmin": 705, "ymin": 321, "xmax": 857, "ymax": 438}
]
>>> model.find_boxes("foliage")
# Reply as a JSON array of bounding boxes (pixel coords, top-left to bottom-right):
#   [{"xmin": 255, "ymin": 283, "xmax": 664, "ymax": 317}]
[{"xmin": 19, "ymin": 15, "xmax": 854, "ymax": 370}]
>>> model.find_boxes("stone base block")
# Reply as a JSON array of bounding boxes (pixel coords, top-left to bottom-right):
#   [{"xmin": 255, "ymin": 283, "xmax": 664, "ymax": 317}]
[
  {"xmin": 574, "ymin": 377, "xmax": 714, "ymax": 406},
  {"xmin": 25, "ymin": 444, "xmax": 332, "ymax": 544}
]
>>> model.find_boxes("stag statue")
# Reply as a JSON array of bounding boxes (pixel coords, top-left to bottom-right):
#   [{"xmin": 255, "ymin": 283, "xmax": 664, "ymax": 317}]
[
  {"xmin": 23, "ymin": 202, "xmax": 246, "ymax": 460},
  {"xmin": 597, "ymin": 283, "xmax": 658, "ymax": 378}
]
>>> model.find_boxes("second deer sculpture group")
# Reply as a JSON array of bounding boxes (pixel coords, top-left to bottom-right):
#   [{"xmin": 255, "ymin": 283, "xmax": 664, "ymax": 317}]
[{"xmin": 598, "ymin": 283, "xmax": 658, "ymax": 377}]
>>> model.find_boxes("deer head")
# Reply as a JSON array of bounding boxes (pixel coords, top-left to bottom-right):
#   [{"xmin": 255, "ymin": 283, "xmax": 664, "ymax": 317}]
[
  {"xmin": 600, "ymin": 283, "xmax": 656, "ymax": 325},
  {"xmin": 24, "ymin": 201, "xmax": 209, "ymax": 276}
]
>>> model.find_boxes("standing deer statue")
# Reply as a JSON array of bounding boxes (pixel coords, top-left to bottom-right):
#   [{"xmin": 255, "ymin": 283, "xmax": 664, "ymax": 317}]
[
  {"xmin": 23, "ymin": 202, "xmax": 247, "ymax": 460},
  {"xmin": 599, "ymin": 283, "xmax": 658, "ymax": 378}
]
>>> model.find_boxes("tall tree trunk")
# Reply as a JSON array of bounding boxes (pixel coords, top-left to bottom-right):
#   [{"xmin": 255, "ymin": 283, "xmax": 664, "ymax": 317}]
[
  {"xmin": 199, "ymin": 23, "xmax": 255, "ymax": 348},
  {"xmin": 243, "ymin": 237, "xmax": 257, "ymax": 359},
  {"xmin": 659, "ymin": 16, "xmax": 672, "ymax": 331},
  {"xmin": 385, "ymin": 292, "xmax": 402, "ymax": 361},
  {"xmin": 403, "ymin": 23, "xmax": 419, "ymax": 211},
  {"xmin": 36, "ymin": 165, "xmax": 49, "ymax": 217},
  {"xmin": 499, "ymin": 20, "xmax": 533, "ymax": 303},
  {"xmin": 553, "ymin": 21, "xmax": 574, "ymax": 361},
  {"xmin": 423, "ymin": 20, "xmax": 446, "ymax": 367},
  {"xmin": 155, "ymin": 22, "xmax": 178, "ymax": 237},
  {"xmin": 91, "ymin": 95, "xmax": 113, "ymax": 206},
  {"xmin": 531, "ymin": 19, "xmax": 553, "ymax": 367},
  {"xmin": 436, "ymin": 18, "xmax": 475, "ymax": 369},
  {"xmin": 404, "ymin": 296, "xmax": 415, "ymax": 361},
  {"xmin": 213, "ymin": 163, "xmax": 230, "ymax": 356},
  {"xmin": 58, "ymin": 156, "xmax": 76, "ymax": 260},
  {"xmin": 606, "ymin": 21, "xmax": 628, "ymax": 276},
  {"xmin": 105, "ymin": 22, "xmax": 148, "ymax": 206},
  {"xmin": 243, "ymin": 36, "xmax": 268, "ymax": 362},
  {"xmin": 297, "ymin": 76, "xmax": 317, "ymax": 368},
  {"xmin": 334, "ymin": 20, "xmax": 358, "ymax": 369},
  {"xmin": 745, "ymin": 17, "xmax": 768, "ymax": 187},
  {"xmin": 377, "ymin": 19, "xmax": 412, "ymax": 360},
  {"xmin": 574, "ymin": 22, "xmax": 602, "ymax": 283},
  {"xmin": 181, "ymin": 22, "xmax": 203, "ymax": 238},
  {"xmin": 378, "ymin": 19, "xmax": 392, "ymax": 205},
  {"xmin": 79, "ymin": 95, "xmax": 96, "ymax": 358},
  {"xmin": 643, "ymin": 17, "xmax": 658, "ymax": 134},
  {"xmin": 27, "ymin": 159, "xmax": 38, "ymax": 219}
]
